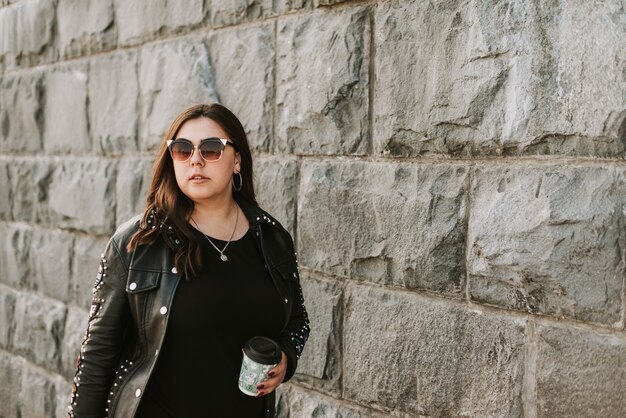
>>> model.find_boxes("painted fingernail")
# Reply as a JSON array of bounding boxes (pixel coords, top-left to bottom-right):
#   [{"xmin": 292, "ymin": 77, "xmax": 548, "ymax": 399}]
[
  {"xmin": 257, "ymin": 384, "xmax": 265, "ymax": 390},
  {"xmin": 268, "ymin": 372, "xmax": 275, "ymax": 377}
]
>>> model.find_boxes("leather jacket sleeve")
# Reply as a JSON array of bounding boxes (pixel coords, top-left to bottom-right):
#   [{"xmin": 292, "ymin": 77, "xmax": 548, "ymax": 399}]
[
  {"xmin": 273, "ymin": 233, "xmax": 311, "ymax": 382},
  {"xmin": 68, "ymin": 236, "xmax": 131, "ymax": 418}
]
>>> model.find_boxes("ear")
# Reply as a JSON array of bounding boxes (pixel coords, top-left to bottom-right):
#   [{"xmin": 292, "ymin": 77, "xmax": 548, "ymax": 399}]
[{"xmin": 234, "ymin": 151, "xmax": 241, "ymax": 173}]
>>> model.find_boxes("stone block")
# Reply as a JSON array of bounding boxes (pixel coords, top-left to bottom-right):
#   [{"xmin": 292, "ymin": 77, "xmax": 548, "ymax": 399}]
[
  {"xmin": 343, "ymin": 285, "xmax": 526, "ymax": 416},
  {"xmin": 60, "ymin": 305, "xmax": 86, "ymax": 379},
  {"xmin": 468, "ymin": 164, "xmax": 625, "ymax": 325},
  {"xmin": 139, "ymin": 40, "xmax": 218, "ymax": 150},
  {"xmin": 113, "ymin": 0, "xmax": 205, "ymax": 46},
  {"xmin": 295, "ymin": 277, "xmax": 342, "ymax": 389},
  {"xmin": 115, "ymin": 157, "xmax": 152, "ymax": 224},
  {"xmin": 277, "ymin": 0, "xmax": 351, "ymax": 13},
  {"xmin": 70, "ymin": 234, "xmax": 109, "ymax": 309},
  {"xmin": 8, "ymin": 159, "xmax": 54, "ymax": 223},
  {"xmin": 208, "ymin": 0, "xmax": 274, "ymax": 26},
  {"xmin": 254, "ymin": 157, "xmax": 297, "ymax": 236},
  {"xmin": 18, "ymin": 361, "xmax": 58, "ymax": 418},
  {"xmin": 56, "ymin": 0, "xmax": 115, "ymax": 58},
  {"xmin": 0, "ymin": 285, "xmax": 17, "ymax": 349},
  {"xmin": 275, "ymin": 7, "xmax": 370, "ymax": 155},
  {"xmin": 43, "ymin": 65, "xmax": 90, "ymax": 154},
  {"xmin": 47, "ymin": 159, "xmax": 117, "ymax": 235},
  {"xmin": 0, "ymin": 223, "xmax": 31, "ymax": 287},
  {"xmin": 206, "ymin": 23, "xmax": 274, "ymax": 152},
  {"xmin": 0, "ymin": 72, "xmax": 44, "ymax": 152},
  {"xmin": 53, "ymin": 374, "xmax": 72, "ymax": 418},
  {"xmin": 0, "ymin": 160, "xmax": 11, "ymax": 220},
  {"xmin": 12, "ymin": 291, "xmax": 66, "ymax": 372},
  {"xmin": 88, "ymin": 53, "xmax": 139, "ymax": 155},
  {"xmin": 27, "ymin": 228, "xmax": 73, "ymax": 302},
  {"xmin": 374, "ymin": 0, "xmax": 626, "ymax": 158},
  {"xmin": 0, "ymin": 0, "xmax": 56, "ymax": 68},
  {"xmin": 536, "ymin": 325, "xmax": 626, "ymax": 416},
  {"xmin": 277, "ymin": 384, "xmax": 392, "ymax": 418},
  {"xmin": 298, "ymin": 161, "xmax": 467, "ymax": 296},
  {"xmin": 0, "ymin": 351, "xmax": 24, "ymax": 418}
]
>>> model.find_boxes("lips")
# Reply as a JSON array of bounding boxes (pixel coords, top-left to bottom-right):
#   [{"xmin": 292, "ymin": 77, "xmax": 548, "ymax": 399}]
[{"xmin": 188, "ymin": 174, "xmax": 208, "ymax": 180}]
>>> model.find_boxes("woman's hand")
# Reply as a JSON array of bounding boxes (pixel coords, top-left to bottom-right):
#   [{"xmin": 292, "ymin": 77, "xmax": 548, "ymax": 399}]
[{"xmin": 256, "ymin": 351, "xmax": 287, "ymax": 397}]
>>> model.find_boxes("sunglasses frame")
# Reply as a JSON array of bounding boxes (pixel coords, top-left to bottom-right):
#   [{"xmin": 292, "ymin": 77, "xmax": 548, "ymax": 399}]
[{"xmin": 166, "ymin": 138, "xmax": 234, "ymax": 162}]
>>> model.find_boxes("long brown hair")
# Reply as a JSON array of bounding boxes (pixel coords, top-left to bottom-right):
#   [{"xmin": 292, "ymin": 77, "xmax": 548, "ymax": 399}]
[{"xmin": 127, "ymin": 103, "xmax": 258, "ymax": 278}]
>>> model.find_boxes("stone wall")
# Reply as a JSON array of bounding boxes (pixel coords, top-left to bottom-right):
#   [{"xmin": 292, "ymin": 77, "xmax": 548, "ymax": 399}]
[{"xmin": 1, "ymin": 0, "xmax": 625, "ymax": 417}]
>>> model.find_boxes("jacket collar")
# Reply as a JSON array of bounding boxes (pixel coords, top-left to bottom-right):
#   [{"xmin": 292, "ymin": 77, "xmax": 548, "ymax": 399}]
[{"xmin": 235, "ymin": 194, "xmax": 277, "ymax": 228}]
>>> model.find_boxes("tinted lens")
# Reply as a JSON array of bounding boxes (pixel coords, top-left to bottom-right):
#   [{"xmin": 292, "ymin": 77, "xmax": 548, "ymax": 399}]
[
  {"xmin": 169, "ymin": 141, "xmax": 193, "ymax": 161},
  {"xmin": 199, "ymin": 139, "xmax": 225, "ymax": 161}
]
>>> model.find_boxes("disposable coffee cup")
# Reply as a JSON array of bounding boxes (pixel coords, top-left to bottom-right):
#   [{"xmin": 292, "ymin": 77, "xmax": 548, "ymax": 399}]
[{"xmin": 238, "ymin": 336, "xmax": 282, "ymax": 396}]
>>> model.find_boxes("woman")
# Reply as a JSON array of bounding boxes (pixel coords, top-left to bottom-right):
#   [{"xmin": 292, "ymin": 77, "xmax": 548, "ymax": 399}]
[{"xmin": 68, "ymin": 103, "xmax": 310, "ymax": 417}]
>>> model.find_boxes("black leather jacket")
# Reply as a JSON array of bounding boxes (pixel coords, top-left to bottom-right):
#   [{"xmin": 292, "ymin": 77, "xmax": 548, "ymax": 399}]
[{"xmin": 68, "ymin": 200, "xmax": 310, "ymax": 418}]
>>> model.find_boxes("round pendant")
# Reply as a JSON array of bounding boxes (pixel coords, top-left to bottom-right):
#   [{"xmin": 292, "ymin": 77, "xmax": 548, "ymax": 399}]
[{"xmin": 220, "ymin": 254, "xmax": 228, "ymax": 261}]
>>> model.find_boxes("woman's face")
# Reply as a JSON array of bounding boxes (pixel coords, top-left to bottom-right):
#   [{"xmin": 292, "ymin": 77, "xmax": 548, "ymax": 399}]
[{"xmin": 172, "ymin": 117, "xmax": 240, "ymax": 205}]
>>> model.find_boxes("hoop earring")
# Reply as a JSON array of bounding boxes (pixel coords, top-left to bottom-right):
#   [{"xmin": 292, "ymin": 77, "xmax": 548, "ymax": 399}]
[{"xmin": 232, "ymin": 172, "xmax": 243, "ymax": 191}]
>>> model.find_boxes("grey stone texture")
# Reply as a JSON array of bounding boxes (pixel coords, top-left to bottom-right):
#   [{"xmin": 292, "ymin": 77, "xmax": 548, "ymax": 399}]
[
  {"xmin": 296, "ymin": 276, "xmax": 342, "ymax": 390},
  {"xmin": 12, "ymin": 290, "xmax": 66, "ymax": 372},
  {"xmin": 8, "ymin": 159, "xmax": 54, "ymax": 224},
  {"xmin": 343, "ymin": 285, "xmax": 526, "ymax": 416},
  {"xmin": 0, "ymin": 223, "xmax": 30, "ymax": 288},
  {"xmin": 115, "ymin": 157, "xmax": 152, "ymax": 224},
  {"xmin": 113, "ymin": 0, "xmax": 205, "ymax": 46},
  {"xmin": 0, "ymin": 0, "xmax": 56, "ymax": 68},
  {"xmin": 0, "ymin": 285, "xmax": 17, "ymax": 348},
  {"xmin": 374, "ymin": 0, "xmax": 626, "ymax": 157},
  {"xmin": 27, "ymin": 227, "xmax": 73, "ymax": 302},
  {"xmin": 468, "ymin": 164, "xmax": 626, "ymax": 325},
  {"xmin": 298, "ymin": 161, "xmax": 467, "ymax": 295},
  {"xmin": 0, "ymin": 72, "xmax": 44, "ymax": 152},
  {"xmin": 1, "ymin": 1, "xmax": 626, "ymax": 416},
  {"xmin": 255, "ymin": 156, "xmax": 298, "ymax": 235},
  {"xmin": 208, "ymin": 0, "xmax": 275, "ymax": 27},
  {"xmin": 88, "ymin": 53, "xmax": 139, "ymax": 155},
  {"xmin": 61, "ymin": 305, "xmax": 86, "ymax": 378},
  {"xmin": 206, "ymin": 23, "xmax": 274, "ymax": 152},
  {"xmin": 277, "ymin": 385, "xmax": 395, "ymax": 418},
  {"xmin": 139, "ymin": 40, "xmax": 218, "ymax": 150},
  {"xmin": 0, "ymin": 160, "xmax": 11, "ymax": 220},
  {"xmin": 0, "ymin": 350, "xmax": 23, "ymax": 418},
  {"xmin": 536, "ymin": 325, "xmax": 626, "ymax": 417},
  {"xmin": 47, "ymin": 160, "xmax": 117, "ymax": 234},
  {"xmin": 276, "ymin": 7, "xmax": 370, "ymax": 155},
  {"xmin": 56, "ymin": 0, "xmax": 116, "ymax": 58},
  {"xmin": 70, "ymin": 234, "xmax": 109, "ymax": 309},
  {"xmin": 43, "ymin": 65, "xmax": 90, "ymax": 154}
]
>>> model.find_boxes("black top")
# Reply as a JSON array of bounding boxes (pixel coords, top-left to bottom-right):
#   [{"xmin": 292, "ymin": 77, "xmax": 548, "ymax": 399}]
[{"xmin": 136, "ymin": 227, "xmax": 286, "ymax": 418}]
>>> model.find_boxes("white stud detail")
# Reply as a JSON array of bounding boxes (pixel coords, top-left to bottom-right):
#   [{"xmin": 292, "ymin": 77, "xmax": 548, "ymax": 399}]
[
  {"xmin": 135, "ymin": 388, "xmax": 141, "ymax": 397},
  {"xmin": 171, "ymin": 267, "xmax": 178, "ymax": 274},
  {"xmin": 129, "ymin": 282, "xmax": 137, "ymax": 291},
  {"xmin": 160, "ymin": 306, "xmax": 168, "ymax": 315}
]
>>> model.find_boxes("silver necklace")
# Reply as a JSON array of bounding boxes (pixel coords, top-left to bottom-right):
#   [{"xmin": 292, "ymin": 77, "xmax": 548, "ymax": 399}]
[{"xmin": 191, "ymin": 207, "xmax": 239, "ymax": 261}]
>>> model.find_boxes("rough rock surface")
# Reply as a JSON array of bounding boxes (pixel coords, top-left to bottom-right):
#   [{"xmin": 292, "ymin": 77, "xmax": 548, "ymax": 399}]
[
  {"xmin": 56, "ymin": 0, "xmax": 116, "ymax": 58},
  {"xmin": 88, "ymin": 53, "xmax": 139, "ymax": 155},
  {"xmin": 536, "ymin": 325, "xmax": 626, "ymax": 416},
  {"xmin": 374, "ymin": 0, "xmax": 626, "ymax": 157},
  {"xmin": 276, "ymin": 7, "xmax": 370, "ymax": 155},
  {"xmin": 298, "ymin": 161, "xmax": 467, "ymax": 295},
  {"xmin": 468, "ymin": 164, "xmax": 626, "ymax": 325},
  {"xmin": 342, "ymin": 285, "xmax": 526, "ymax": 416},
  {"xmin": 1, "ymin": 1, "xmax": 625, "ymax": 417}
]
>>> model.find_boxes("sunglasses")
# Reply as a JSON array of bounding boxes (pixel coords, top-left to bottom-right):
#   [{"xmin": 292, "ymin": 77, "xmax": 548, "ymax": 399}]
[{"xmin": 166, "ymin": 138, "xmax": 236, "ymax": 162}]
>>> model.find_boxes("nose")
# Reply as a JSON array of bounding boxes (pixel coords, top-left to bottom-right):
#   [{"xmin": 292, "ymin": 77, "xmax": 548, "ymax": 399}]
[{"xmin": 189, "ymin": 145, "xmax": 204, "ymax": 166}]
